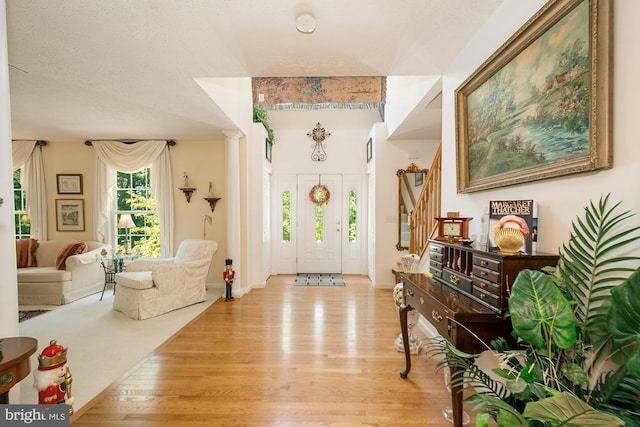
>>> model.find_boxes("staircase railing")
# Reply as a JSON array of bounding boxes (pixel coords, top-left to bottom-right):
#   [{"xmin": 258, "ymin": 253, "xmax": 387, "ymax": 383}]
[{"xmin": 409, "ymin": 144, "xmax": 441, "ymax": 259}]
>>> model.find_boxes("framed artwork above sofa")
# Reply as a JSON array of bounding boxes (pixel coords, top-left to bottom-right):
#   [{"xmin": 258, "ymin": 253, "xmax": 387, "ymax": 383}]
[{"xmin": 56, "ymin": 199, "xmax": 85, "ymax": 231}]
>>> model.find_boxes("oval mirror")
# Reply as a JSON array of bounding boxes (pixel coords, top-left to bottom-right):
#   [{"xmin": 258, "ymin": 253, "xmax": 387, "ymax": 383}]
[{"xmin": 396, "ymin": 163, "xmax": 428, "ymax": 250}]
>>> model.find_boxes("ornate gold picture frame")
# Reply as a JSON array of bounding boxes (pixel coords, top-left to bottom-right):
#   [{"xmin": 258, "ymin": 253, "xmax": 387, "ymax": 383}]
[{"xmin": 455, "ymin": 0, "xmax": 612, "ymax": 193}]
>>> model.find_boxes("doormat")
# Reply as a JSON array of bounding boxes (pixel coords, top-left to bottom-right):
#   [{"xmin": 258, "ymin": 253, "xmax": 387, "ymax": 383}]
[
  {"xmin": 19, "ymin": 310, "xmax": 50, "ymax": 322},
  {"xmin": 294, "ymin": 274, "xmax": 345, "ymax": 286}
]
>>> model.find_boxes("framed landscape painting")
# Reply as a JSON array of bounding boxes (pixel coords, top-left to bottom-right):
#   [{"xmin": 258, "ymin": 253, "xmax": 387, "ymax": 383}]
[
  {"xmin": 455, "ymin": 0, "xmax": 612, "ymax": 193},
  {"xmin": 56, "ymin": 199, "xmax": 85, "ymax": 231}
]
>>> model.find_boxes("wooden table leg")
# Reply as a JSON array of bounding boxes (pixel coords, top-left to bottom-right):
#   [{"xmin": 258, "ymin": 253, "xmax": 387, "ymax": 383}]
[
  {"xmin": 450, "ymin": 365, "xmax": 464, "ymax": 427},
  {"xmin": 399, "ymin": 303, "xmax": 412, "ymax": 378}
]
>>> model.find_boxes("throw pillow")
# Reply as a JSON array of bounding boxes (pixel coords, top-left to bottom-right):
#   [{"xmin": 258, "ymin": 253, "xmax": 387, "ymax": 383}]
[
  {"xmin": 55, "ymin": 240, "xmax": 88, "ymax": 270},
  {"xmin": 16, "ymin": 238, "xmax": 39, "ymax": 268}
]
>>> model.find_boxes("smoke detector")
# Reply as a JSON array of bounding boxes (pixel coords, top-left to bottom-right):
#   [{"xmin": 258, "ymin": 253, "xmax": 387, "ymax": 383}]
[{"xmin": 296, "ymin": 12, "xmax": 316, "ymax": 34}]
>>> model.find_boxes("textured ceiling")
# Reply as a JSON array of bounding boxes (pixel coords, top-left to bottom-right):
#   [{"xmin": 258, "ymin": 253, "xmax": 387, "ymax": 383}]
[{"xmin": 6, "ymin": 0, "xmax": 505, "ymax": 141}]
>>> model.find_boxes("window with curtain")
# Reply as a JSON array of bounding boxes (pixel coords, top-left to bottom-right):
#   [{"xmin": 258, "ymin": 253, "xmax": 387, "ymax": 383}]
[
  {"xmin": 116, "ymin": 168, "xmax": 160, "ymax": 256},
  {"xmin": 13, "ymin": 169, "xmax": 31, "ymax": 239}
]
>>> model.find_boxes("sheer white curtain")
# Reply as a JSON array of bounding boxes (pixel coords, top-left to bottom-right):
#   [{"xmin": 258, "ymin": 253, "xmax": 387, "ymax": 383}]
[
  {"xmin": 12, "ymin": 140, "xmax": 47, "ymax": 240},
  {"xmin": 91, "ymin": 140, "xmax": 174, "ymax": 257}
]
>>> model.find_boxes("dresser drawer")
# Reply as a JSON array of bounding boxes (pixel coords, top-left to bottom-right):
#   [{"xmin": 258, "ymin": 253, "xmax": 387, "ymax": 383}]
[
  {"xmin": 430, "ymin": 244, "xmax": 443, "ymax": 255},
  {"xmin": 474, "ymin": 255, "xmax": 501, "ymax": 273},
  {"xmin": 430, "ymin": 252, "xmax": 443, "ymax": 263},
  {"xmin": 442, "ymin": 268, "xmax": 472, "ymax": 294},
  {"xmin": 443, "ymin": 286, "xmax": 473, "ymax": 311},
  {"xmin": 473, "ymin": 276, "xmax": 501, "ymax": 296},
  {"xmin": 473, "ymin": 265, "xmax": 500, "ymax": 284},
  {"xmin": 430, "ymin": 266, "xmax": 442, "ymax": 278},
  {"xmin": 473, "ymin": 286, "xmax": 501, "ymax": 310},
  {"xmin": 404, "ymin": 284, "xmax": 452, "ymax": 340}
]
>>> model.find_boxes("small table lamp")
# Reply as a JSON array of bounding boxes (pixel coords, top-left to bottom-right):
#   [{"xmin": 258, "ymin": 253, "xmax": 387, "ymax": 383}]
[{"xmin": 117, "ymin": 214, "xmax": 136, "ymax": 253}]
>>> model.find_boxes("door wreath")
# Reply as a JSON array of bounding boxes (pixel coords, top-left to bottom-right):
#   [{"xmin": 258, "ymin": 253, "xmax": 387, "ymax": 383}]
[{"xmin": 309, "ymin": 184, "xmax": 330, "ymax": 206}]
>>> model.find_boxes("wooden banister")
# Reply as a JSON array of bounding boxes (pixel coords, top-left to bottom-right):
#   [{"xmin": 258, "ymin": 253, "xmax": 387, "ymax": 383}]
[{"xmin": 409, "ymin": 144, "xmax": 441, "ymax": 259}]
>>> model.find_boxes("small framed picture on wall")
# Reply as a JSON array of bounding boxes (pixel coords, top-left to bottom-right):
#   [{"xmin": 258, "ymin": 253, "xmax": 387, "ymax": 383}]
[
  {"xmin": 56, "ymin": 199, "xmax": 85, "ymax": 231},
  {"xmin": 57, "ymin": 174, "xmax": 83, "ymax": 194}
]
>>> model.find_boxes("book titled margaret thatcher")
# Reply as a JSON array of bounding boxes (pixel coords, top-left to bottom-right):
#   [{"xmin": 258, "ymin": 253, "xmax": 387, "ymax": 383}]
[{"xmin": 487, "ymin": 199, "xmax": 537, "ymax": 254}]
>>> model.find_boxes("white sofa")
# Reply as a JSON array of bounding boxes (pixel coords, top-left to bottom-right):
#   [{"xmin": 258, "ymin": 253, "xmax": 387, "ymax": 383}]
[{"xmin": 17, "ymin": 239, "xmax": 110, "ymax": 305}]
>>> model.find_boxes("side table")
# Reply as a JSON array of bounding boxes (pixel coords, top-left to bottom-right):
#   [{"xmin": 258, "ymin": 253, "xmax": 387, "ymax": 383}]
[
  {"xmin": 97, "ymin": 255, "xmax": 139, "ymax": 300},
  {"xmin": 0, "ymin": 336, "xmax": 38, "ymax": 404}
]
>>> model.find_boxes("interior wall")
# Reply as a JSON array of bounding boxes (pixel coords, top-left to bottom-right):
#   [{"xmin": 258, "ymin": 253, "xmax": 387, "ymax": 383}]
[
  {"xmin": 0, "ymin": 0, "xmax": 19, "ymax": 342},
  {"xmin": 37, "ymin": 139, "xmax": 227, "ymax": 284},
  {"xmin": 172, "ymin": 140, "xmax": 227, "ymax": 283},
  {"xmin": 441, "ymin": 0, "xmax": 640, "ymax": 255},
  {"xmin": 370, "ymin": 125, "xmax": 440, "ymax": 288},
  {"xmin": 268, "ymin": 108, "xmax": 379, "ymax": 275},
  {"xmin": 269, "ymin": 109, "xmax": 379, "ymax": 174}
]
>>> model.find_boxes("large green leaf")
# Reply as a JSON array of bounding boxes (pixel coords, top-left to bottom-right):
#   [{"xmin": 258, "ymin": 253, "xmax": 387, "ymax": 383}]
[
  {"xmin": 607, "ymin": 267, "xmax": 640, "ymax": 377},
  {"xmin": 523, "ymin": 392, "xmax": 624, "ymax": 426},
  {"xmin": 467, "ymin": 394, "xmax": 528, "ymax": 426},
  {"xmin": 558, "ymin": 194, "xmax": 640, "ymax": 347},
  {"xmin": 509, "ymin": 270, "xmax": 577, "ymax": 349}
]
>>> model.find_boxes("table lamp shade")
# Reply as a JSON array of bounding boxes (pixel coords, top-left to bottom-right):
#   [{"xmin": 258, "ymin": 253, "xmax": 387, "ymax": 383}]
[{"xmin": 117, "ymin": 214, "xmax": 135, "ymax": 229}]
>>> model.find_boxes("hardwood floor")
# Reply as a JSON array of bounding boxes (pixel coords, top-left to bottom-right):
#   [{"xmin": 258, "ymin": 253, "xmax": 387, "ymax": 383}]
[{"xmin": 72, "ymin": 275, "xmax": 453, "ymax": 426}]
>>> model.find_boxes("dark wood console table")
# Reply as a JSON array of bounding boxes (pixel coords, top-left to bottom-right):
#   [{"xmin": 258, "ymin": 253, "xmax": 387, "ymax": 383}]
[
  {"xmin": 399, "ymin": 240, "xmax": 558, "ymax": 427},
  {"xmin": 0, "ymin": 336, "xmax": 38, "ymax": 404}
]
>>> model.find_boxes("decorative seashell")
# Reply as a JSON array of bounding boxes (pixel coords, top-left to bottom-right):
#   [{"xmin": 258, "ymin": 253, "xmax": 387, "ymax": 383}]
[{"xmin": 494, "ymin": 227, "xmax": 525, "ymax": 254}]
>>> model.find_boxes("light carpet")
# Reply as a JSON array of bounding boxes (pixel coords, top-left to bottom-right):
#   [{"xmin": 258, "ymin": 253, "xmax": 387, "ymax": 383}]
[
  {"xmin": 294, "ymin": 273, "xmax": 345, "ymax": 286},
  {"xmin": 18, "ymin": 287, "xmax": 222, "ymax": 410}
]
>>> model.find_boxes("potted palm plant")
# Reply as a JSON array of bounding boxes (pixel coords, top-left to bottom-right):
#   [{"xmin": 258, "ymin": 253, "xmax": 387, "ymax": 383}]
[{"xmin": 429, "ymin": 194, "xmax": 640, "ymax": 426}]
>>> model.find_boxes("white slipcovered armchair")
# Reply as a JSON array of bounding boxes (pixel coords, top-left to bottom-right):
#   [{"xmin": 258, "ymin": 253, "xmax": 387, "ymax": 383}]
[{"xmin": 113, "ymin": 239, "xmax": 218, "ymax": 320}]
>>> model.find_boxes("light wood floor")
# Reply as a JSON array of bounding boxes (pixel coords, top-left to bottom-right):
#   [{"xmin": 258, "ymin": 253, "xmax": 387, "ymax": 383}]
[{"xmin": 71, "ymin": 275, "xmax": 453, "ymax": 426}]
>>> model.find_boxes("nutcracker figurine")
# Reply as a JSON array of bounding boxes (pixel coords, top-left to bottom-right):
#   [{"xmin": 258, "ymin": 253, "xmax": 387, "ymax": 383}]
[
  {"xmin": 33, "ymin": 340, "xmax": 75, "ymax": 415},
  {"xmin": 223, "ymin": 258, "xmax": 235, "ymax": 302}
]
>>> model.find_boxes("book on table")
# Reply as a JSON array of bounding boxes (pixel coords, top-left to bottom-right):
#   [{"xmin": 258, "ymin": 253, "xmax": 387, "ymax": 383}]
[{"xmin": 487, "ymin": 199, "xmax": 537, "ymax": 254}]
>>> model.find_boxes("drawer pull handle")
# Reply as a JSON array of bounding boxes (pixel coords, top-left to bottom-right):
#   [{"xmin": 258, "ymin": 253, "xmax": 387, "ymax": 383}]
[
  {"xmin": 406, "ymin": 289, "xmax": 414, "ymax": 297},
  {"xmin": 480, "ymin": 282, "xmax": 487, "ymax": 289},
  {"xmin": 480, "ymin": 271, "xmax": 487, "ymax": 277},
  {"xmin": 480, "ymin": 293, "xmax": 486, "ymax": 300},
  {"xmin": 480, "ymin": 260, "xmax": 488, "ymax": 266},
  {"xmin": 431, "ymin": 310, "xmax": 442, "ymax": 322},
  {"xmin": 450, "ymin": 275, "xmax": 460, "ymax": 285},
  {"xmin": 449, "ymin": 292, "xmax": 459, "ymax": 302},
  {"xmin": 420, "ymin": 297, "xmax": 425, "ymax": 305}
]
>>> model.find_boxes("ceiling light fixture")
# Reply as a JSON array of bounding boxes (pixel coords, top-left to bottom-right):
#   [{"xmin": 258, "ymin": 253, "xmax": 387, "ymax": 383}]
[{"xmin": 295, "ymin": 12, "xmax": 316, "ymax": 34}]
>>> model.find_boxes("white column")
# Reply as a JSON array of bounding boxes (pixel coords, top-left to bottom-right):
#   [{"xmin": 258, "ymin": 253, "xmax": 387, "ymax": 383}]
[
  {"xmin": 223, "ymin": 130, "xmax": 243, "ymax": 297},
  {"xmin": 1, "ymin": 0, "xmax": 24, "ymax": 402}
]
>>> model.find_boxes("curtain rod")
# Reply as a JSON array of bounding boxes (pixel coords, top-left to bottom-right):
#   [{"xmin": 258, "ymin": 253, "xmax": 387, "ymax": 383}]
[
  {"xmin": 11, "ymin": 139, "xmax": 48, "ymax": 146},
  {"xmin": 84, "ymin": 139, "xmax": 176, "ymax": 146}
]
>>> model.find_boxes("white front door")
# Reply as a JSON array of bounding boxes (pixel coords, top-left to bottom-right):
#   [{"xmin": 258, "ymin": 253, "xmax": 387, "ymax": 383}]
[{"xmin": 296, "ymin": 174, "xmax": 342, "ymax": 273}]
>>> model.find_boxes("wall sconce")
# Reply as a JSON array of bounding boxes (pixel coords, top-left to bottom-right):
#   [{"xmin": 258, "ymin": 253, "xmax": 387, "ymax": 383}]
[
  {"xmin": 117, "ymin": 214, "xmax": 136, "ymax": 253},
  {"xmin": 203, "ymin": 181, "xmax": 220, "ymax": 212},
  {"xmin": 179, "ymin": 172, "xmax": 196, "ymax": 202}
]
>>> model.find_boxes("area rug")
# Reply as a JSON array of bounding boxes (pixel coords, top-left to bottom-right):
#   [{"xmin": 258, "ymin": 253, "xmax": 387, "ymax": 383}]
[
  {"xmin": 294, "ymin": 273, "xmax": 345, "ymax": 286},
  {"xmin": 19, "ymin": 287, "xmax": 222, "ymax": 411},
  {"xmin": 19, "ymin": 310, "xmax": 50, "ymax": 322}
]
